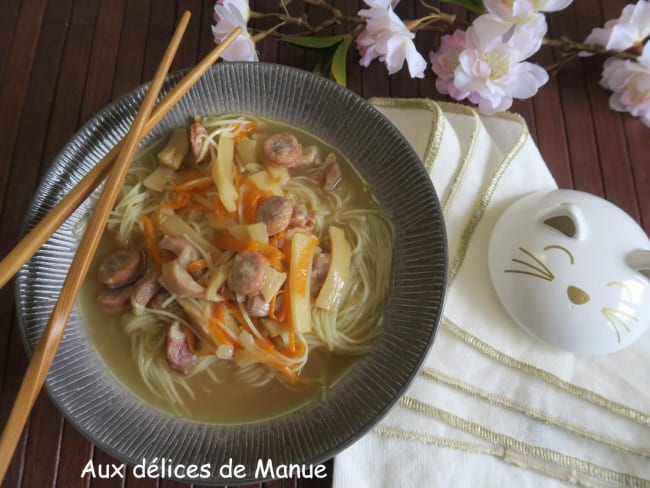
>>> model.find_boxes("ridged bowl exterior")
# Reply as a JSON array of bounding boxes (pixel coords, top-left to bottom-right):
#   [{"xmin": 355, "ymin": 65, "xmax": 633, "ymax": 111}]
[{"xmin": 15, "ymin": 63, "xmax": 447, "ymax": 484}]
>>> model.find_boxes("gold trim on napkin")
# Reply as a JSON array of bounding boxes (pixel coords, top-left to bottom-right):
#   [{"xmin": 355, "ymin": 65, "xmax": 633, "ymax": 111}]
[{"xmin": 360, "ymin": 98, "xmax": 650, "ymax": 487}]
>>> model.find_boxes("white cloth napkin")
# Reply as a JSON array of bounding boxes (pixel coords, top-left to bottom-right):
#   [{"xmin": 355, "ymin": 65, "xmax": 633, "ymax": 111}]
[{"xmin": 333, "ymin": 99, "xmax": 650, "ymax": 488}]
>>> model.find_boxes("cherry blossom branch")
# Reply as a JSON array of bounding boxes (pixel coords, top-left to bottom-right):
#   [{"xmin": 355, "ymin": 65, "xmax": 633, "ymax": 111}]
[
  {"xmin": 542, "ymin": 36, "xmax": 641, "ymax": 75},
  {"xmin": 213, "ymin": 0, "xmax": 650, "ymax": 127},
  {"xmin": 250, "ymin": 0, "xmax": 454, "ymax": 38}
]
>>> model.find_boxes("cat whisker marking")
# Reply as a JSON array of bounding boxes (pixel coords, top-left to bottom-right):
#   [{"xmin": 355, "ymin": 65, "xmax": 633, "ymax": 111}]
[
  {"xmin": 510, "ymin": 258, "xmax": 554, "ymax": 280},
  {"xmin": 504, "ymin": 269, "xmax": 554, "ymax": 281},
  {"xmin": 602, "ymin": 312, "xmax": 622, "ymax": 343},
  {"xmin": 605, "ymin": 307, "xmax": 638, "ymax": 322},
  {"xmin": 602, "ymin": 307, "xmax": 637, "ymax": 343},
  {"xmin": 517, "ymin": 246, "xmax": 554, "ymax": 279},
  {"xmin": 607, "ymin": 311, "xmax": 630, "ymax": 333}
]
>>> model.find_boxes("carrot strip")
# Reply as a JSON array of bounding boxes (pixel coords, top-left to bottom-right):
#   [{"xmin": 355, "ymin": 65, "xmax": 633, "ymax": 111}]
[
  {"xmin": 174, "ymin": 176, "xmax": 214, "ymax": 193},
  {"xmin": 191, "ymin": 195, "xmax": 213, "ymax": 210},
  {"xmin": 261, "ymin": 360, "xmax": 302, "ymax": 385},
  {"xmin": 184, "ymin": 327, "xmax": 214, "ymax": 357},
  {"xmin": 160, "ymin": 192, "xmax": 191, "ymax": 210},
  {"xmin": 208, "ymin": 317, "xmax": 233, "ymax": 346},
  {"xmin": 172, "ymin": 169, "xmax": 203, "ymax": 186},
  {"xmin": 214, "ymin": 231, "xmax": 285, "ymax": 271},
  {"xmin": 234, "ymin": 165, "xmax": 242, "ymax": 193},
  {"xmin": 142, "ymin": 215, "xmax": 163, "ymax": 268},
  {"xmin": 268, "ymin": 290, "xmax": 287, "ymax": 322},
  {"xmin": 186, "ymin": 259, "xmax": 208, "ymax": 274},
  {"xmin": 284, "ymin": 291, "xmax": 295, "ymax": 354},
  {"xmin": 240, "ymin": 182, "xmax": 271, "ymax": 224},
  {"xmin": 269, "ymin": 231, "xmax": 285, "ymax": 249},
  {"xmin": 295, "ymin": 236, "xmax": 319, "ymax": 296},
  {"xmin": 213, "ymin": 302, "xmax": 226, "ymax": 323},
  {"xmin": 213, "ymin": 196, "xmax": 236, "ymax": 223},
  {"xmin": 233, "ymin": 121, "xmax": 257, "ymax": 142}
]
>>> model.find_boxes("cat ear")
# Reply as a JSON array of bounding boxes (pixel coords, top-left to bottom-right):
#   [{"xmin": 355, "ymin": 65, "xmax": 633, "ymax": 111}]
[
  {"xmin": 626, "ymin": 250, "xmax": 650, "ymax": 281},
  {"xmin": 537, "ymin": 203, "xmax": 587, "ymax": 240}
]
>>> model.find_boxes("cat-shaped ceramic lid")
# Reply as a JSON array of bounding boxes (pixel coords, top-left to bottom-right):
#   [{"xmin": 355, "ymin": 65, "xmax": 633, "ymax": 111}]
[{"xmin": 489, "ymin": 189, "xmax": 650, "ymax": 355}]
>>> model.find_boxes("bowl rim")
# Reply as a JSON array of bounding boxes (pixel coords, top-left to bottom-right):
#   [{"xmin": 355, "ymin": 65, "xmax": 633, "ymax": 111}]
[{"xmin": 15, "ymin": 62, "xmax": 448, "ymax": 485}]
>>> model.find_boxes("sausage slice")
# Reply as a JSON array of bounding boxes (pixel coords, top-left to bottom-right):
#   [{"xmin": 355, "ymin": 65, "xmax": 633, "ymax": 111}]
[
  {"xmin": 151, "ymin": 290, "xmax": 188, "ymax": 323},
  {"xmin": 311, "ymin": 252, "xmax": 331, "ymax": 296},
  {"xmin": 322, "ymin": 158, "xmax": 342, "ymax": 190},
  {"xmin": 263, "ymin": 133, "xmax": 303, "ymax": 167},
  {"xmin": 131, "ymin": 270, "xmax": 161, "ymax": 308},
  {"xmin": 246, "ymin": 294, "xmax": 270, "ymax": 317},
  {"xmin": 165, "ymin": 322, "xmax": 197, "ymax": 375},
  {"xmin": 161, "ymin": 260, "xmax": 205, "ymax": 298},
  {"xmin": 97, "ymin": 285, "xmax": 135, "ymax": 314},
  {"xmin": 227, "ymin": 252, "xmax": 270, "ymax": 296},
  {"xmin": 255, "ymin": 196, "xmax": 293, "ymax": 235},
  {"xmin": 190, "ymin": 122, "xmax": 209, "ymax": 163},
  {"xmin": 97, "ymin": 247, "xmax": 146, "ymax": 288}
]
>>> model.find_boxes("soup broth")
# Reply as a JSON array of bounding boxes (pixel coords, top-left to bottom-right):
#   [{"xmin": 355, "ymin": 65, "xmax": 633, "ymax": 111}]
[{"xmin": 79, "ymin": 115, "xmax": 393, "ymax": 424}]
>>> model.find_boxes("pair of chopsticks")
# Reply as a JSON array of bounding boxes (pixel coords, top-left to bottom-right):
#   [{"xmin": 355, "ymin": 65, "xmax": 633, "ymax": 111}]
[{"xmin": 0, "ymin": 12, "xmax": 241, "ymax": 481}]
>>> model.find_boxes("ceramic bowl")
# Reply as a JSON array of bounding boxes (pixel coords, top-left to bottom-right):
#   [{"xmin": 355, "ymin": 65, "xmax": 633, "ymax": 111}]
[
  {"xmin": 489, "ymin": 189, "xmax": 650, "ymax": 355},
  {"xmin": 15, "ymin": 63, "xmax": 447, "ymax": 484}
]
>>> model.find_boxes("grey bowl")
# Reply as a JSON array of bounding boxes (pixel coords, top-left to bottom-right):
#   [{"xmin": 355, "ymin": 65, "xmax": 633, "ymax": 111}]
[{"xmin": 16, "ymin": 63, "xmax": 447, "ymax": 484}]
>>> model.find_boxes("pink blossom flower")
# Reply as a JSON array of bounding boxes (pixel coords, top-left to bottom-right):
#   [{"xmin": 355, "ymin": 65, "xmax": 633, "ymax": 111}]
[
  {"xmin": 472, "ymin": 13, "xmax": 547, "ymax": 59},
  {"xmin": 212, "ymin": 0, "xmax": 257, "ymax": 62},
  {"xmin": 585, "ymin": 0, "xmax": 650, "ymax": 51},
  {"xmin": 429, "ymin": 30, "xmax": 470, "ymax": 100},
  {"xmin": 484, "ymin": 0, "xmax": 573, "ymax": 23},
  {"xmin": 357, "ymin": 0, "xmax": 426, "ymax": 78},
  {"xmin": 451, "ymin": 23, "xmax": 549, "ymax": 114},
  {"xmin": 600, "ymin": 43, "xmax": 650, "ymax": 127}
]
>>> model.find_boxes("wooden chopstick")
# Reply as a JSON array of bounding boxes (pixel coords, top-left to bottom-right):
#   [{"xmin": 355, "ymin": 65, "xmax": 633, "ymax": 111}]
[
  {"xmin": 0, "ymin": 26, "xmax": 242, "ymax": 290},
  {"xmin": 0, "ymin": 11, "xmax": 192, "ymax": 482}
]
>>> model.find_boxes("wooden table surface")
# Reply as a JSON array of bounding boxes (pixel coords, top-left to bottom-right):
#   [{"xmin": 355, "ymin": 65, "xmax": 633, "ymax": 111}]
[{"xmin": 0, "ymin": 0, "xmax": 647, "ymax": 487}]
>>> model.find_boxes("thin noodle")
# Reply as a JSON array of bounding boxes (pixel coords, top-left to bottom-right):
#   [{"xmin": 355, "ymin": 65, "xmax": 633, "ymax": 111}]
[{"xmin": 107, "ymin": 115, "xmax": 393, "ymax": 409}]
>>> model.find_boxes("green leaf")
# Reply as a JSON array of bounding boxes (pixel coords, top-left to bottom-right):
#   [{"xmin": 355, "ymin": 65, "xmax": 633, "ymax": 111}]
[
  {"xmin": 313, "ymin": 47, "xmax": 337, "ymax": 79},
  {"xmin": 330, "ymin": 35, "xmax": 352, "ymax": 86},
  {"xmin": 280, "ymin": 35, "xmax": 345, "ymax": 49},
  {"xmin": 439, "ymin": 0, "xmax": 486, "ymax": 14}
]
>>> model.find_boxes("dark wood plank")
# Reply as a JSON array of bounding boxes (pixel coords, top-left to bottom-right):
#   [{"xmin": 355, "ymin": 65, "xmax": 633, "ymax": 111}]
[
  {"xmin": 0, "ymin": 1, "xmax": 75, "ymax": 487},
  {"xmin": 388, "ymin": 0, "xmax": 418, "ymax": 99},
  {"xmin": 415, "ymin": 0, "xmax": 465, "ymax": 101},
  {"xmin": 111, "ymin": 0, "xmax": 152, "ymax": 98},
  {"xmin": 623, "ymin": 117, "xmax": 650, "ymax": 231},
  {"xmin": 172, "ymin": 0, "xmax": 202, "ymax": 71},
  {"xmin": 296, "ymin": 459, "xmax": 332, "ymax": 488},
  {"xmin": 252, "ymin": 0, "xmax": 280, "ymax": 64},
  {"xmin": 89, "ymin": 449, "xmax": 125, "ymax": 488},
  {"xmin": 18, "ymin": 2, "xmax": 102, "ymax": 487},
  {"xmin": 125, "ymin": 470, "xmax": 159, "ymax": 488},
  {"xmin": 0, "ymin": 0, "xmax": 49, "ymax": 210},
  {"xmin": 141, "ymin": 0, "xmax": 177, "ymax": 83},
  {"xmin": 0, "ymin": 0, "xmax": 22, "ymax": 84},
  {"xmin": 0, "ymin": 0, "xmax": 74, "ymax": 400},
  {"xmin": 159, "ymin": 477, "xmax": 194, "ymax": 488},
  {"xmin": 53, "ymin": 0, "xmax": 133, "ymax": 486},
  {"xmin": 80, "ymin": 0, "xmax": 127, "ymax": 123},
  {"xmin": 0, "ymin": 311, "xmax": 30, "ymax": 488},
  {"xmin": 548, "ymin": 4, "xmax": 603, "ymax": 195},
  {"xmin": 40, "ymin": 0, "xmax": 100, "ymax": 165},
  {"xmin": 576, "ymin": 0, "xmax": 641, "ymax": 220},
  {"xmin": 0, "ymin": 1, "xmax": 648, "ymax": 487},
  {"xmin": 591, "ymin": 0, "xmax": 648, "ymax": 217},
  {"xmin": 333, "ymin": 0, "xmax": 362, "ymax": 96},
  {"xmin": 528, "ymin": 26, "xmax": 572, "ymax": 187},
  {"xmin": 56, "ymin": 422, "xmax": 93, "ymax": 488},
  {"xmin": 20, "ymin": 392, "xmax": 64, "ymax": 488},
  {"xmin": 197, "ymin": 0, "xmax": 216, "ymax": 60}
]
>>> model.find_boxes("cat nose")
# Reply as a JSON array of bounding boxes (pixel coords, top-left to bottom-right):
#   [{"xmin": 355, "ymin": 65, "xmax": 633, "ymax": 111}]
[{"xmin": 567, "ymin": 285, "xmax": 590, "ymax": 305}]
